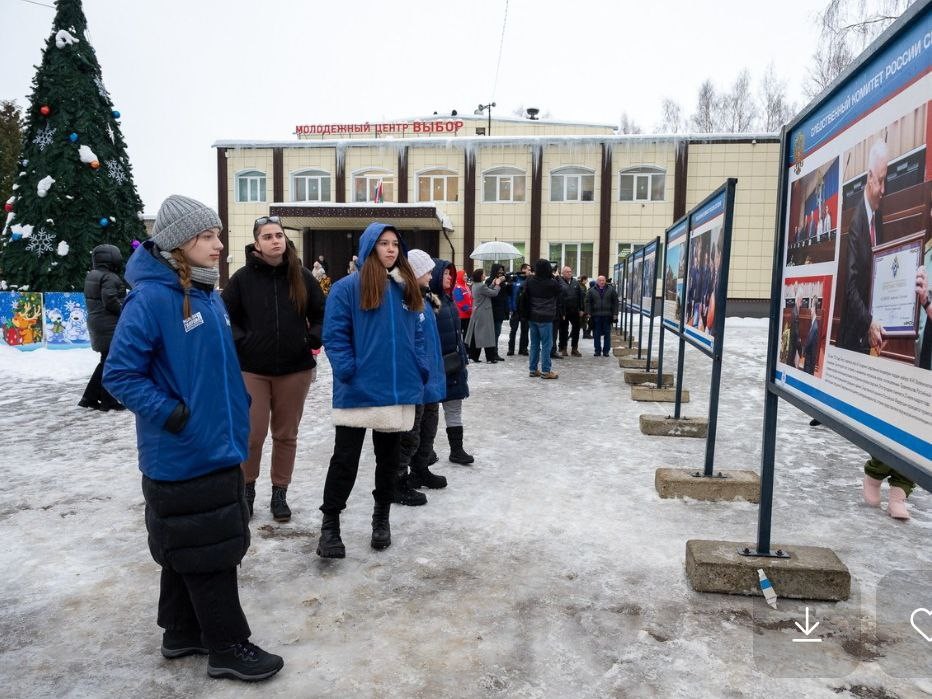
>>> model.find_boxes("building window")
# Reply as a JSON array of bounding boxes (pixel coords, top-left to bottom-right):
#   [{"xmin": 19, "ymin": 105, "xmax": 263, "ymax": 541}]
[
  {"xmin": 617, "ymin": 242, "xmax": 635, "ymax": 262},
  {"xmin": 417, "ymin": 169, "xmax": 459, "ymax": 202},
  {"xmin": 480, "ymin": 242, "xmax": 526, "ymax": 274},
  {"xmin": 292, "ymin": 169, "xmax": 331, "ymax": 202},
  {"xmin": 482, "ymin": 167, "xmax": 526, "ymax": 202},
  {"xmin": 551, "ymin": 166, "xmax": 595, "ymax": 202},
  {"xmin": 235, "ymin": 170, "xmax": 266, "ymax": 203},
  {"xmin": 353, "ymin": 169, "xmax": 394, "ymax": 202},
  {"xmin": 548, "ymin": 242, "xmax": 593, "ymax": 278},
  {"xmin": 619, "ymin": 166, "xmax": 665, "ymax": 202}
]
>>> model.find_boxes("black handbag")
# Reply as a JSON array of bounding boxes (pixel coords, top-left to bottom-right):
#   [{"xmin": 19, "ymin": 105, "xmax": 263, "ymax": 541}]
[{"xmin": 443, "ymin": 351, "xmax": 464, "ymax": 374}]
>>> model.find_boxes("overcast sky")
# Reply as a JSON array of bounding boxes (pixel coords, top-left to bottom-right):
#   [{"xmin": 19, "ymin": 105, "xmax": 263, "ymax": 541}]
[{"xmin": 3, "ymin": 0, "xmax": 826, "ymax": 213}]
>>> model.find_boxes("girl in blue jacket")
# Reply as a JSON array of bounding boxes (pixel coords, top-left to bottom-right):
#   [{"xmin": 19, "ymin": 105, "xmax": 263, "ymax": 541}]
[
  {"xmin": 104, "ymin": 195, "xmax": 282, "ymax": 683},
  {"xmin": 317, "ymin": 223, "xmax": 429, "ymax": 558}
]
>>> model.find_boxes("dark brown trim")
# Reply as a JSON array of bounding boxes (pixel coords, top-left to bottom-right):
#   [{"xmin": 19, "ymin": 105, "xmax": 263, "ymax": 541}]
[
  {"xmin": 398, "ymin": 146, "xmax": 408, "ymax": 203},
  {"xmin": 673, "ymin": 140, "xmax": 689, "ymax": 221},
  {"xmin": 217, "ymin": 147, "xmax": 229, "ymax": 285},
  {"xmin": 598, "ymin": 143, "xmax": 612, "ymax": 276},
  {"xmin": 335, "ymin": 144, "xmax": 346, "ymax": 203},
  {"xmin": 463, "ymin": 150, "xmax": 476, "ymax": 272},
  {"xmin": 530, "ymin": 144, "xmax": 542, "ymax": 261},
  {"xmin": 272, "ymin": 147, "xmax": 284, "ymax": 203},
  {"xmin": 269, "ymin": 204, "xmax": 438, "ymax": 218}
]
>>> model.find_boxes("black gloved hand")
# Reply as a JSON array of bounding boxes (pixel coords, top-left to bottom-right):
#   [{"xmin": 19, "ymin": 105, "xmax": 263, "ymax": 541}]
[{"xmin": 163, "ymin": 401, "xmax": 190, "ymax": 434}]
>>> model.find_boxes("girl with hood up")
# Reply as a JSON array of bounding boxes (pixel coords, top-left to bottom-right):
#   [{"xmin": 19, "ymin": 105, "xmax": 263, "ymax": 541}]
[
  {"xmin": 452, "ymin": 268, "xmax": 473, "ymax": 341},
  {"xmin": 316, "ymin": 223, "xmax": 429, "ymax": 558}
]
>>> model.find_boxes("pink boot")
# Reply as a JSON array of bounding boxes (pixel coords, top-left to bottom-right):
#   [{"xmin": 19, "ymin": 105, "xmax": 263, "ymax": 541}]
[
  {"xmin": 862, "ymin": 475, "xmax": 882, "ymax": 507},
  {"xmin": 887, "ymin": 487, "xmax": 910, "ymax": 520}
]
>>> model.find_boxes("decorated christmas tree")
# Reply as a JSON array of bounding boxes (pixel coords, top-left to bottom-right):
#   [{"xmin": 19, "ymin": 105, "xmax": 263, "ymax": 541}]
[{"xmin": 0, "ymin": 0, "xmax": 145, "ymax": 291}]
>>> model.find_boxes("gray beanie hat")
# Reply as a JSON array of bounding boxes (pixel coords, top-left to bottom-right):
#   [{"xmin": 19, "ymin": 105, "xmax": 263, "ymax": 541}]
[
  {"xmin": 150, "ymin": 194, "xmax": 222, "ymax": 251},
  {"xmin": 407, "ymin": 249, "xmax": 435, "ymax": 279}
]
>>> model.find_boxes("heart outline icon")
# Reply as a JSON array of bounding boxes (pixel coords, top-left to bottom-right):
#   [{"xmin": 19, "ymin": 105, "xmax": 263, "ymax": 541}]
[{"xmin": 910, "ymin": 608, "xmax": 932, "ymax": 642}]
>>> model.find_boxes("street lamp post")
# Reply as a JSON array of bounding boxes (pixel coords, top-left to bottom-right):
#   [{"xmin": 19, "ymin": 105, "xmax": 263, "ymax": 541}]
[{"xmin": 476, "ymin": 102, "xmax": 496, "ymax": 136}]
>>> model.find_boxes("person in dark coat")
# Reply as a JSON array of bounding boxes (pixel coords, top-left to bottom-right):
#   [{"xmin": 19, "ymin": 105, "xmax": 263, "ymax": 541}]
[
  {"xmin": 103, "ymin": 194, "xmax": 283, "ymax": 682},
  {"xmin": 222, "ymin": 217, "xmax": 326, "ymax": 522},
  {"xmin": 557, "ymin": 265, "xmax": 584, "ymax": 357},
  {"xmin": 465, "ymin": 268, "xmax": 503, "ymax": 362},
  {"xmin": 80, "ymin": 244, "xmax": 127, "ymax": 411},
  {"xmin": 487, "ymin": 263, "xmax": 510, "ymax": 361},
  {"xmin": 431, "ymin": 257, "xmax": 473, "ymax": 463},
  {"xmin": 585, "ymin": 275, "xmax": 619, "ymax": 357},
  {"xmin": 506, "ymin": 262, "xmax": 531, "ymax": 355},
  {"xmin": 523, "ymin": 258, "xmax": 562, "ymax": 378}
]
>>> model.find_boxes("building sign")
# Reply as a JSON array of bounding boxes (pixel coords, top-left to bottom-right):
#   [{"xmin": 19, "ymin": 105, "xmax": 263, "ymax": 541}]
[{"xmin": 294, "ymin": 119, "xmax": 466, "ymax": 139}]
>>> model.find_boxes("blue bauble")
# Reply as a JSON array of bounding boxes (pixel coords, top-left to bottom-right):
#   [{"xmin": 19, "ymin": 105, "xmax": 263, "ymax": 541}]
[
  {"xmin": 11, "ymin": 232, "xmax": 22, "ymax": 241},
  {"xmin": 69, "ymin": 132, "xmax": 78, "ymax": 142},
  {"xmin": 99, "ymin": 217, "xmax": 110, "ymax": 227},
  {"xmin": 111, "ymin": 110, "xmax": 121, "ymax": 118}
]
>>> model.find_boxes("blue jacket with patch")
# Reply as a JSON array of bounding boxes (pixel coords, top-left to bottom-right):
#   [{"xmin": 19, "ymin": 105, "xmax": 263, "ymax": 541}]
[
  {"xmin": 323, "ymin": 222, "xmax": 429, "ymax": 409},
  {"xmin": 103, "ymin": 241, "xmax": 250, "ymax": 481}
]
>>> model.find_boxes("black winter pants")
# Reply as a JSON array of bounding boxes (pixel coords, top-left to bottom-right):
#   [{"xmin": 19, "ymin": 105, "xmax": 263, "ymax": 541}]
[
  {"xmin": 320, "ymin": 426, "xmax": 400, "ymax": 514},
  {"xmin": 158, "ymin": 566, "xmax": 250, "ymax": 650},
  {"xmin": 82, "ymin": 348, "xmax": 118, "ymax": 406},
  {"xmin": 508, "ymin": 312, "xmax": 528, "ymax": 353},
  {"xmin": 559, "ymin": 313, "xmax": 582, "ymax": 350},
  {"xmin": 399, "ymin": 403, "xmax": 440, "ymax": 471}
]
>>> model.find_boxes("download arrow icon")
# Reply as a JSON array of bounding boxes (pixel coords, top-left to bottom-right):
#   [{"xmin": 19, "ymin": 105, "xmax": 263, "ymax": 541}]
[{"xmin": 792, "ymin": 607, "xmax": 822, "ymax": 643}]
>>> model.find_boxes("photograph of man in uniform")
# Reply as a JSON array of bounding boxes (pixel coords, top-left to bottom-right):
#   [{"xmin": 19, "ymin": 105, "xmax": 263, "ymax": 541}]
[{"xmin": 837, "ymin": 140, "xmax": 889, "ymax": 354}]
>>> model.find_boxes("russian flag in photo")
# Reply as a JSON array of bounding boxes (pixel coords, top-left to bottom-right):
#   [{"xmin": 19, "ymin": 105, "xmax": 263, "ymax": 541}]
[{"xmin": 374, "ymin": 179, "xmax": 384, "ymax": 203}]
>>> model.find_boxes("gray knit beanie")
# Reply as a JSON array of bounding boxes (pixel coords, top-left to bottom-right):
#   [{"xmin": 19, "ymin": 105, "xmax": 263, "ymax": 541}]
[{"xmin": 150, "ymin": 194, "xmax": 222, "ymax": 251}]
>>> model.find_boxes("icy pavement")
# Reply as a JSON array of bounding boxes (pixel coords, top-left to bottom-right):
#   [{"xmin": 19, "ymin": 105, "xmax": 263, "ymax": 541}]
[{"xmin": 0, "ymin": 318, "xmax": 929, "ymax": 698}]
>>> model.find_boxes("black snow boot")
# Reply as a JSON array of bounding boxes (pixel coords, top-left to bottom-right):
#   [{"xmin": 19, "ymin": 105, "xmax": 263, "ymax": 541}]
[
  {"xmin": 270, "ymin": 485, "xmax": 291, "ymax": 522},
  {"xmin": 316, "ymin": 513, "xmax": 345, "ymax": 558},
  {"xmin": 446, "ymin": 426, "xmax": 474, "ymax": 464},
  {"xmin": 428, "ymin": 450, "xmax": 439, "ymax": 466},
  {"xmin": 409, "ymin": 464, "xmax": 448, "ymax": 489},
  {"xmin": 244, "ymin": 482, "xmax": 256, "ymax": 519},
  {"xmin": 371, "ymin": 502, "xmax": 391, "ymax": 550},
  {"xmin": 391, "ymin": 468, "xmax": 427, "ymax": 506}
]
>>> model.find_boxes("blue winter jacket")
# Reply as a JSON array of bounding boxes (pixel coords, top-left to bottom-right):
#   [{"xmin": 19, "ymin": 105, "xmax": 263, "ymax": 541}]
[
  {"xmin": 323, "ymin": 222, "xmax": 429, "ymax": 409},
  {"xmin": 420, "ymin": 284, "xmax": 447, "ymax": 404},
  {"xmin": 103, "ymin": 241, "xmax": 250, "ymax": 481},
  {"xmin": 430, "ymin": 258, "xmax": 470, "ymax": 401}
]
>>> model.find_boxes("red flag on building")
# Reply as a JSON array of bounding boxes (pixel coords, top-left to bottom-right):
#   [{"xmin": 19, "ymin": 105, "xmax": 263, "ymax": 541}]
[{"xmin": 374, "ymin": 179, "xmax": 384, "ymax": 203}]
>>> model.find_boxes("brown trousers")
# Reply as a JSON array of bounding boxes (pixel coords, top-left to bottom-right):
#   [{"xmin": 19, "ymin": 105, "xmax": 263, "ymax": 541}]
[{"xmin": 242, "ymin": 370, "xmax": 314, "ymax": 487}]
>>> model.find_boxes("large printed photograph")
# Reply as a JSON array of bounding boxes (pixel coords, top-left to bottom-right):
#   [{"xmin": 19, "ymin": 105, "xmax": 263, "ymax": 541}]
[
  {"xmin": 663, "ymin": 224, "xmax": 688, "ymax": 330},
  {"xmin": 786, "ymin": 158, "xmax": 840, "ymax": 267},
  {"xmin": 684, "ymin": 220, "xmax": 725, "ymax": 339},
  {"xmin": 829, "ymin": 102, "xmax": 932, "ymax": 367},
  {"xmin": 780, "ymin": 276, "xmax": 833, "ymax": 378},
  {"xmin": 641, "ymin": 245, "xmax": 656, "ymax": 315}
]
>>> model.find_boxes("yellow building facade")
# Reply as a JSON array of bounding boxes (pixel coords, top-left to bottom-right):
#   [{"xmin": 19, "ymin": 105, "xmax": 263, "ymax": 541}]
[{"xmin": 214, "ymin": 115, "xmax": 780, "ymax": 311}]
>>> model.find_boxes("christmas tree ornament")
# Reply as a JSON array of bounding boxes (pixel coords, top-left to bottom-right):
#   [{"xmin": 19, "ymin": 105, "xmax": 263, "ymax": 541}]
[
  {"xmin": 78, "ymin": 144, "xmax": 97, "ymax": 164},
  {"xmin": 90, "ymin": 160, "xmax": 100, "ymax": 170},
  {"xmin": 69, "ymin": 132, "xmax": 78, "ymax": 142},
  {"xmin": 54, "ymin": 29, "xmax": 79, "ymax": 49},
  {"xmin": 39, "ymin": 105, "xmax": 51, "ymax": 116},
  {"xmin": 131, "ymin": 239, "xmax": 141, "ymax": 249},
  {"xmin": 32, "ymin": 125, "xmax": 56, "ymax": 151},
  {"xmin": 4, "ymin": 203, "xmax": 12, "ymax": 213},
  {"xmin": 37, "ymin": 176, "xmax": 56, "ymax": 198},
  {"xmin": 111, "ymin": 110, "xmax": 120, "ymax": 119},
  {"xmin": 98, "ymin": 217, "xmax": 109, "ymax": 227}
]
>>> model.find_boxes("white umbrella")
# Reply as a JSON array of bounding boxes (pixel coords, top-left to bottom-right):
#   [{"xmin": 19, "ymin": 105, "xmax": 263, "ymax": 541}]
[{"xmin": 469, "ymin": 241, "xmax": 522, "ymax": 261}]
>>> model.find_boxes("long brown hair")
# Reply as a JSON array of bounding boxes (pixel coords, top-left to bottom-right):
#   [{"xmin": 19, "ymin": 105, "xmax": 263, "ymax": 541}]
[
  {"xmin": 253, "ymin": 222, "xmax": 308, "ymax": 317},
  {"xmin": 169, "ymin": 249, "xmax": 194, "ymax": 319},
  {"xmin": 360, "ymin": 248, "xmax": 424, "ymax": 312}
]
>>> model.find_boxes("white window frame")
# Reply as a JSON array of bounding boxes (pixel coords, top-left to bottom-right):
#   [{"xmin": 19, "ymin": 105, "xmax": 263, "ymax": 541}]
[
  {"xmin": 548, "ymin": 242, "xmax": 594, "ymax": 278},
  {"xmin": 482, "ymin": 166, "xmax": 526, "ymax": 203},
  {"xmin": 551, "ymin": 166, "xmax": 595, "ymax": 202},
  {"xmin": 352, "ymin": 168, "xmax": 394, "ymax": 203},
  {"xmin": 619, "ymin": 166, "xmax": 665, "ymax": 202},
  {"xmin": 616, "ymin": 241, "xmax": 635, "ymax": 262},
  {"xmin": 291, "ymin": 168, "xmax": 331, "ymax": 202},
  {"xmin": 416, "ymin": 168, "xmax": 459, "ymax": 202},
  {"xmin": 235, "ymin": 169, "xmax": 267, "ymax": 203}
]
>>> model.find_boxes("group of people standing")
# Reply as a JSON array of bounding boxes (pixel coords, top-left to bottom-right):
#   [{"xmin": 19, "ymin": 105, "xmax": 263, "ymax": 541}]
[{"xmin": 97, "ymin": 198, "xmax": 479, "ymax": 683}]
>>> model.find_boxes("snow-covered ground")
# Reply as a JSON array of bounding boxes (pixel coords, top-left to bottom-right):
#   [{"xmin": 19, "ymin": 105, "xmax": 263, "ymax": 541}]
[{"xmin": 1, "ymin": 318, "xmax": 929, "ymax": 698}]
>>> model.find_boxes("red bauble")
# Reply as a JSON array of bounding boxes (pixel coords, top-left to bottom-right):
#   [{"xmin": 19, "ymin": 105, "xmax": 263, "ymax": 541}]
[
  {"xmin": 90, "ymin": 160, "xmax": 100, "ymax": 170},
  {"xmin": 39, "ymin": 105, "xmax": 51, "ymax": 116},
  {"xmin": 3, "ymin": 203, "xmax": 12, "ymax": 213}
]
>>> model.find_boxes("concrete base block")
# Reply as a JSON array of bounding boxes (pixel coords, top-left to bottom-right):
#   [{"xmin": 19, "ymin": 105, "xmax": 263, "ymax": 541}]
[
  {"xmin": 685, "ymin": 539, "xmax": 851, "ymax": 601},
  {"xmin": 654, "ymin": 468, "xmax": 759, "ymax": 502},
  {"xmin": 639, "ymin": 414, "xmax": 708, "ymax": 438},
  {"xmin": 631, "ymin": 386, "xmax": 689, "ymax": 402},
  {"xmin": 624, "ymin": 370, "xmax": 673, "ymax": 386},
  {"xmin": 619, "ymin": 356, "xmax": 648, "ymax": 369},
  {"xmin": 613, "ymin": 345, "xmax": 640, "ymax": 357}
]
